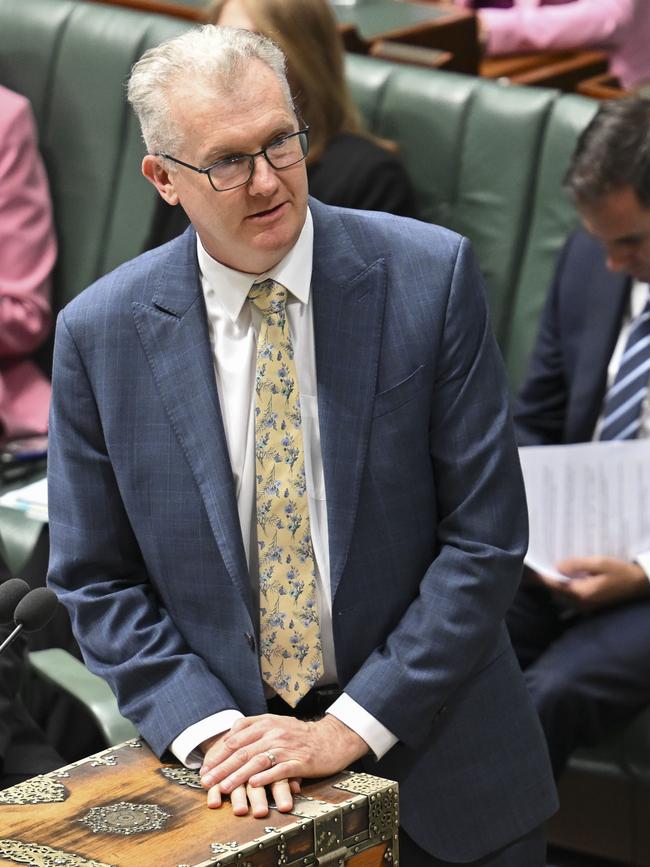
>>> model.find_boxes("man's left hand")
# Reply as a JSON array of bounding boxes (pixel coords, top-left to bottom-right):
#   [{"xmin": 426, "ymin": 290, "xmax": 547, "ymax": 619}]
[
  {"xmin": 540, "ymin": 556, "xmax": 650, "ymax": 610},
  {"xmin": 200, "ymin": 713, "xmax": 369, "ymax": 796}
]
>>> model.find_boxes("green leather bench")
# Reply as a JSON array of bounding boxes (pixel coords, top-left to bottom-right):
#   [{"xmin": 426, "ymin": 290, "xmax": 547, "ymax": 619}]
[{"xmin": 1, "ymin": 0, "xmax": 647, "ymax": 861}]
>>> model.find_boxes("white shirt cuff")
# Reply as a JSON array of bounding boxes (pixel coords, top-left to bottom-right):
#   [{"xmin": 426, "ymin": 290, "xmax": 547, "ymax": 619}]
[
  {"xmin": 169, "ymin": 709, "xmax": 244, "ymax": 768},
  {"xmin": 327, "ymin": 693, "xmax": 398, "ymax": 760},
  {"xmin": 634, "ymin": 551, "xmax": 650, "ymax": 581}
]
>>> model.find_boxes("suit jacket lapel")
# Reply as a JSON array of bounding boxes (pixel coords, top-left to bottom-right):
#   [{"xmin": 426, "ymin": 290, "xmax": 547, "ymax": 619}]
[
  {"xmin": 569, "ymin": 262, "xmax": 630, "ymax": 441},
  {"xmin": 310, "ymin": 200, "xmax": 387, "ymax": 601},
  {"xmin": 132, "ymin": 228, "xmax": 252, "ymax": 614}
]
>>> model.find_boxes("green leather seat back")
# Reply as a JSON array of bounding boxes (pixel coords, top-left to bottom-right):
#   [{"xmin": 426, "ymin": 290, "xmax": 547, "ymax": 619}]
[
  {"xmin": 0, "ymin": 0, "xmax": 193, "ymax": 312},
  {"xmin": 506, "ymin": 94, "xmax": 598, "ymax": 384},
  {"xmin": 346, "ymin": 54, "xmax": 598, "ymax": 389}
]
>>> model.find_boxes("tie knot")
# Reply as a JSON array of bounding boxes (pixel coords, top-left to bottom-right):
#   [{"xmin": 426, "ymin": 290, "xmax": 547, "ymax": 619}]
[{"xmin": 248, "ymin": 279, "xmax": 288, "ymax": 320}]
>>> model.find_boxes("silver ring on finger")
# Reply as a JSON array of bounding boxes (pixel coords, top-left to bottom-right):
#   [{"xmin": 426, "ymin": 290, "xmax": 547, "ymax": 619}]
[{"xmin": 265, "ymin": 751, "xmax": 277, "ymax": 768}]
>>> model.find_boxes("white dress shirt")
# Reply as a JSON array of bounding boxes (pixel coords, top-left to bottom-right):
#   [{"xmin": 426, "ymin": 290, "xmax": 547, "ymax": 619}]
[
  {"xmin": 171, "ymin": 210, "xmax": 397, "ymax": 767},
  {"xmin": 594, "ymin": 279, "xmax": 650, "ymax": 578}
]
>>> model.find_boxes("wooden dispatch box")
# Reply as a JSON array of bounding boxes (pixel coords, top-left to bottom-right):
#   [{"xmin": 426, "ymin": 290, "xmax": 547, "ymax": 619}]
[{"xmin": 0, "ymin": 739, "xmax": 399, "ymax": 866}]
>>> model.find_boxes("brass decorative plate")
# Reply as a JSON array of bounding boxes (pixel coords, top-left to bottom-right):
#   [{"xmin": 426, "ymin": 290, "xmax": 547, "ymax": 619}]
[
  {"xmin": 159, "ymin": 767, "xmax": 202, "ymax": 789},
  {"xmin": 0, "ymin": 839, "xmax": 114, "ymax": 867},
  {"xmin": 0, "ymin": 777, "xmax": 69, "ymax": 805},
  {"xmin": 78, "ymin": 802, "xmax": 171, "ymax": 835}
]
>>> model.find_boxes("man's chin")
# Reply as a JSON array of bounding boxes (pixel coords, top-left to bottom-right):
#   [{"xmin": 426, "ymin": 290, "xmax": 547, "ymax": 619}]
[{"xmin": 250, "ymin": 225, "xmax": 302, "ymax": 261}]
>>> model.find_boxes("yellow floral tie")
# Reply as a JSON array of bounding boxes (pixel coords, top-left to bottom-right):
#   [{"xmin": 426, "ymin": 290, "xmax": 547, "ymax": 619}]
[{"xmin": 248, "ymin": 279, "xmax": 324, "ymax": 706}]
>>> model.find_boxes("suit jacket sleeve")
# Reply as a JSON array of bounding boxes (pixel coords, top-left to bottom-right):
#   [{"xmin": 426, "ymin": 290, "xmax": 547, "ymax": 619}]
[
  {"xmin": 481, "ymin": 0, "xmax": 636, "ymax": 55},
  {"xmin": 342, "ymin": 236, "xmax": 529, "ymax": 748},
  {"xmin": 47, "ymin": 312, "xmax": 243, "ymax": 751}
]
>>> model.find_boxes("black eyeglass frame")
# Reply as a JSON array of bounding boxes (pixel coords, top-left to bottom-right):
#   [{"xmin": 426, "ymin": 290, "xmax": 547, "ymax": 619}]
[{"xmin": 156, "ymin": 127, "xmax": 310, "ymax": 192}]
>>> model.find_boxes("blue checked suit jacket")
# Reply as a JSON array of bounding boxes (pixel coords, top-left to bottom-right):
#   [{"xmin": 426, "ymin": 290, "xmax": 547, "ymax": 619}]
[{"xmin": 47, "ymin": 198, "xmax": 557, "ymax": 861}]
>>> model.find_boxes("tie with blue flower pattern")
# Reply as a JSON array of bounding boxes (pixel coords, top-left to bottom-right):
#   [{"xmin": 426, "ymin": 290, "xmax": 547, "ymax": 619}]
[{"xmin": 248, "ymin": 278, "xmax": 324, "ymax": 706}]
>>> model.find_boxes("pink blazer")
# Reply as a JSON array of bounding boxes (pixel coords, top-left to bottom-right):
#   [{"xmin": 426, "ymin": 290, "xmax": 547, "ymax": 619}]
[
  {"xmin": 455, "ymin": 0, "xmax": 650, "ymax": 90},
  {"xmin": 0, "ymin": 86, "xmax": 56, "ymax": 439}
]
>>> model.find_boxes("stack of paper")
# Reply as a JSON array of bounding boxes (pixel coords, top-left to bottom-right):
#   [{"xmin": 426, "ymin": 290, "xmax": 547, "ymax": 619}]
[{"xmin": 519, "ymin": 440, "xmax": 650, "ymax": 581}]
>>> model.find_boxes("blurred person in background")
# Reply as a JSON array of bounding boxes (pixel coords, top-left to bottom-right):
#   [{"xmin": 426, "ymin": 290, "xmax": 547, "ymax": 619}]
[
  {"xmin": 0, "ymin": 86, "xmax": 60, "ymax": 789},
  {"xmin": 455, "ymin": 0, "xmax": 650, "ymax": 91},
  {"xmin": 0, "ymin": 626, "xmax": 63, "ymax": 789},
  {"xmin": 0, "ymin": 85, "xmax": 55, "ymax": 442},
  {"xmin": 144, "ymin": 0, "xmax": 417, "ymax": 250}
]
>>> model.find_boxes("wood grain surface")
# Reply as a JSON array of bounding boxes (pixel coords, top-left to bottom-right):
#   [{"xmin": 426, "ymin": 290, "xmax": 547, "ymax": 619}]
[{"xmin": 0, "ymin": 740, "xmax": 397, "ymax": 866}]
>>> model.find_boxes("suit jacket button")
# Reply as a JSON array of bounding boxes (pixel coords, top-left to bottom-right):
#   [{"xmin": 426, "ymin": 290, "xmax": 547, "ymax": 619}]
[{"xmin": 245, "ymin": 632, "xmax": 256, "ymax": 651}]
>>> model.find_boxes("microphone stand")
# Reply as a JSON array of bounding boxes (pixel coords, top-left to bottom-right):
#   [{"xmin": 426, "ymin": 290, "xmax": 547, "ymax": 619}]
[{"xmin": 0, "ymin": 622, "xmax": 23, "ymax": 655}]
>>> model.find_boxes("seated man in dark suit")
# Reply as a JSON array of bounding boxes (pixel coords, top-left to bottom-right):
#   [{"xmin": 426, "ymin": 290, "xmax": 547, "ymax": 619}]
[
  {"xmin": 0, "ymin": 628, "xmax": 63, "ymax": 789},
  {"xmin": 512, "ymin": 96, "xmax": 650, "ymax": 779}
]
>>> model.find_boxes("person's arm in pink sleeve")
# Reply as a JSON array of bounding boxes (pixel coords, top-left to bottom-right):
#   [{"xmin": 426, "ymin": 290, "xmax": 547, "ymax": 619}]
[
  {"xmin": 480, "ymin": 0, "xmax": 636, "ymax": 56},
  {"xmin": 0, "ymin": 88, "xmax": 56, "ymax": 361}
]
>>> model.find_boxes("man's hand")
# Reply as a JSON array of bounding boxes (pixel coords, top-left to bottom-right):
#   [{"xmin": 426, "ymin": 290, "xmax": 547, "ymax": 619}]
[
  {"xmin": 200, "ymin": 731, "xmax": 300, "ymax": 817},
  {"xmin": 537, "ymin": 556, "xmax": 650, "ymax": 610},
  {"xmin": 200, "ymin": 713, "xmax": 369, "ymax": 802}
]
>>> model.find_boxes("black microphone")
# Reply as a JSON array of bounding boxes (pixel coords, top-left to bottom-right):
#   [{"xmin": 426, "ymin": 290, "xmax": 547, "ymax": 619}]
[
  {"xmin": 0, "ymin": 585, "xmax": 59, "ymax": 655},
  {"xmin": 15, "ymin": 587, "xmax": 59, "ymax": 632},
  {"xmin": 0, "ymin": 578, "xmax": 30, "ymax": 623}
]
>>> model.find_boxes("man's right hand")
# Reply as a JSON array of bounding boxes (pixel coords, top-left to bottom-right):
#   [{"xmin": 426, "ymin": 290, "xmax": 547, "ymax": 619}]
[{"xmin": 536, "ymin": 556, "xmax": 650, "ymax": 610}]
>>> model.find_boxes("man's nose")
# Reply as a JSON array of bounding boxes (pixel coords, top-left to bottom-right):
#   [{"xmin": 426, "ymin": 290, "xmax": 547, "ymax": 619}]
[{"xmin": 248, "ymin": 154, "xmax": 279, "ymax": 195}]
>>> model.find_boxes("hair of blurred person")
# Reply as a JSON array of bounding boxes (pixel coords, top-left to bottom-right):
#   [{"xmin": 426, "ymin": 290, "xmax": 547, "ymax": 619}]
[
  {"xmin": 565, "ymin": 97, "xmax": 650, "ymax": 207},
  {"xmin": 127, "ymin": 24, "xmax": 293, "ymax": 161},
  {"xmin": 211, "ymin": 0, "xmax": 365, "ymax": 165}
]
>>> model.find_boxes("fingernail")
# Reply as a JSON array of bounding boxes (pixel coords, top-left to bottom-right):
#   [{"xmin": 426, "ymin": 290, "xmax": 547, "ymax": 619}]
[{"xmin": 221, "ymin": 779, "xmax": 233, "ymax": 793}]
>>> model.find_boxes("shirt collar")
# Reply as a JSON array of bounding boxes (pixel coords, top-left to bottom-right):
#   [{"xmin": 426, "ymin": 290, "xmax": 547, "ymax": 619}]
[
  {"xmin": 630, "ymin": 279, "xmax": 650, "ymax": 318},
  {"xmin": 196, "ymin": 208, "xmax": 314, "ymax": 323}
]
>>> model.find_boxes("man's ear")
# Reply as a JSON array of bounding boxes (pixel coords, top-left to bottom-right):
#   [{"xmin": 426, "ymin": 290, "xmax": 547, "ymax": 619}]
[{"xmin": 142, "ymin": 155, "xmax": 180, "ymax": 205}]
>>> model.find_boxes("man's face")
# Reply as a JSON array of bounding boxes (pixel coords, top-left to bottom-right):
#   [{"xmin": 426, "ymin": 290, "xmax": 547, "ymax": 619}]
[
  {"xmin": 145, "ymin": 61, "xmax": 308, "ymax": 274},
  {"xmin": 579, "ymin": 185, "xmax": 650, "ymax": 283}
]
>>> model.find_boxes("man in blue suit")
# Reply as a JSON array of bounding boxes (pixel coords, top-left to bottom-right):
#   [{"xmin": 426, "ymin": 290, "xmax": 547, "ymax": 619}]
[
  {"xmin": 47, "ymin": 25, "xmax": 556, "ymax": 865},
  {"xmin": 513, "ymin": 97, "xmax": 650, "ymax": 779}
]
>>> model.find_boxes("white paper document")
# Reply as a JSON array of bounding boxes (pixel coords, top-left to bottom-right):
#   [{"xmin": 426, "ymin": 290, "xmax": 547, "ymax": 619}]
[
  {"xmin": 0, "ymin": 476, "xmax": 48, "ymax": 522},
  {"xmin": 518, "ymin": 441, "xmax": 650, "ymax": 582}
]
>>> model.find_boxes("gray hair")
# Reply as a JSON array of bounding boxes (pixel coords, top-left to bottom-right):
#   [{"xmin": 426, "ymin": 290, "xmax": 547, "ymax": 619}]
[{"xmin": 127, "ymin": 25, "xmax": 294, "ymax": 156}]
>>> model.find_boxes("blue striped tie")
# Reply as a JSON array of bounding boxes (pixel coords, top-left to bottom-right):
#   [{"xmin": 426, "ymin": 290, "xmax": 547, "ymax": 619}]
[{"xmin": 600, "ymin": 292, "xmax": 650, "ymax": 441}]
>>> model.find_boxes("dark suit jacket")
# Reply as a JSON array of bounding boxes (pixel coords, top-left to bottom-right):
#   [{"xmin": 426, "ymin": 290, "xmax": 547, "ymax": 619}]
[
  {"xmin": 47, "ymin": 198, "xmax": 556, "ymax": 860},
  {"xmin": 0, "ymin": 628, "xmax": 62, "ymax": 787},
  {"xmin": 515, "ymin": 229, "xmax": 629, "ymax": 445}
]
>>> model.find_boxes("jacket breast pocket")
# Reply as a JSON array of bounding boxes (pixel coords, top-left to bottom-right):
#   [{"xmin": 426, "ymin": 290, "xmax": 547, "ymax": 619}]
[{"xmin": 372, "ymin": 365, "xmax": 425, "ymax": 419}]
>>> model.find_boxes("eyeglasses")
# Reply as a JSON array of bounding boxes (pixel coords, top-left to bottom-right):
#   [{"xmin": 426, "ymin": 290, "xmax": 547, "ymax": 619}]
[{"xmin": 157, "ymin": 128, "xmax": 309, "ymax": 192}]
